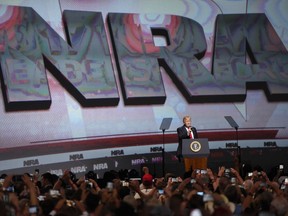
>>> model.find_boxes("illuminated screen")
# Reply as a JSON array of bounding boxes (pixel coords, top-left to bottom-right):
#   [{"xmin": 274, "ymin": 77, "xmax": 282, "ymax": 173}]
[{"xmin": 0, "ymin": 0, "xmax": 287, "ymax": 172}]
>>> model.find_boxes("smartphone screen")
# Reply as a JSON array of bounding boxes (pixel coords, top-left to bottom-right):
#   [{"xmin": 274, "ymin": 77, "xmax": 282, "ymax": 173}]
[
  {"xmin": 200, "ymin": 170, "xmax": 207, "ymax": 174},
  {"xmin": 107, "ymin": 182, "xmax": 113, "ymax": 191}
]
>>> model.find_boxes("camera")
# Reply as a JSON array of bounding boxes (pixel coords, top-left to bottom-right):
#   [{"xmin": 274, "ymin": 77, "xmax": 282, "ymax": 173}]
[
  {"xmin": 5, "ymin": 186, "xmax": 15, "ymax": 192},
  {"xmin": 29, "ymin": 206, "xmax": 38, "ymax": 214},
  {"xmin": 190, "ymin": 179, "xmax": 196, "ymax": 184},
  {"xmin": 225, "ymin": 168, "xmax": 230, "ymax": 173},
  {"xmin": 171, "ymin": 178, "xmax": 178, "ymax": 183},
  {"xmin": 197, "ymin": 191, "xmax": 204, "ymax": 196},
  {"xmin": 224, "ymin": 168, "xmax": 231, "ymax": 178},
  {"xmin": 38, "ymin": 195, "xmax": 45, "ymax": 201},
  {"xmin": 231, "ymin": 177, "xmax": 236, "ymax": 185},
  {"xmin": 49, "ymin": 189, "xmax": 60, "ymax": 197},
  {"xmin": 85, "ymin": 180, "xmax": 93, "ymax": 189},
  {"xmin": 200, "ymin": 170, "xmax": 207, "ymax": 174},
  {"xmin": 85, "ymin": 171, "xmax": 96, "ymax": 181},
  {"xmin": 106, "ymin": 182, "xmax": 113, "ymax": 191},
  {"xmin": 279, "ymin": 164, "xmax": 284, "ymax": 170},
  {"xmin": 66, "ymin": 200, "xmax": 75, "ymax": 207},
  {"xmin": 203, "ymin": 194, "xmax": 213, "ymax": 202},
  {"xmin": 158, "ymin": 189, "xmax": 164, "ymax": 195},
  {"xmin": 121, "ymin": 181, "xmax": 129, "ymax": 187}
]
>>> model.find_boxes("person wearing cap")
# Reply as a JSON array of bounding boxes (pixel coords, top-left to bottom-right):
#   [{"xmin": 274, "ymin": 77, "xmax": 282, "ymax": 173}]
[{"xmin": 134, "ymin": 173, "xmax": 155, "ymax": 200}]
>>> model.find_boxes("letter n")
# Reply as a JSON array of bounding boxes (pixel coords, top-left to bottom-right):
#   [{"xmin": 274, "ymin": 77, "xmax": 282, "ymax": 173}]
[{"xmin": 0, "ymin": 5, "xmax": 119, "ymax": 111}]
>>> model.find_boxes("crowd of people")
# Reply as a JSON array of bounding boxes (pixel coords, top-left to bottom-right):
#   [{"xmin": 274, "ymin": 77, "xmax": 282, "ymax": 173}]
[{"xmin": 0, "ymin": 164, "xmax": 288, "ymax": 216}]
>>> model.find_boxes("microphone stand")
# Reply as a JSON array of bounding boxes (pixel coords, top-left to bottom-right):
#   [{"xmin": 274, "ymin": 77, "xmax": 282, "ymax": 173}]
[
  {"xmin": 159, "ymin": 118, "xmax": 172, "ymax": 177},
  {"xmin": 235, "ymin": 126, "xmax": 241, "ymax": 174},
  {"xmin": 162, "ymin": 129, "xmax": 165, "ymax": 177},
  {"xmin": 224, "ymin": 116, "xmax": 241, "ymax": 173}
]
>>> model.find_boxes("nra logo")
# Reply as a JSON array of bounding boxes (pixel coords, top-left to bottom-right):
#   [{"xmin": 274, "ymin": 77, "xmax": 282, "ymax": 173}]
[
  {"xmin": 70, "ymin": 166, "xmax": 87, "ymax": 173},
  {"xmin": 23, "ymin": 159, "xmax": 39, "ymax": 167},
  {"xmin": 264, "ymin": 141, "xmax": 277, "ymax": 147},
  {"xmin": 111, "ymin": 149, "xmax": 124, "ymax": 156},
  {"xmin": 69, "ymin": 154, "xmax": 84, "ymax": 161},
  {"xmin": 93, "ymin": 163, "xmax": 108, "ymax": 170},
  {"xmin": 131, "ymin": 158, "xmax": 146, "ymax": 166},
  {"xmin": 50, "ymin": 169, "xmax": 63, "ymax": 176},
  {"xmin": 0, "ymin": 5, "xmax": 287, "ymax": 111},
  {"xmin": 150, "ymin": 147, "xmax": 163, "ymax": 152},
  {"xmin": 151, "ymin": 157, "xmax": 162, "ymax": 163},
  {"xmin": 225, "ymin": 142, "xmax": 238, "ymax": 148}
]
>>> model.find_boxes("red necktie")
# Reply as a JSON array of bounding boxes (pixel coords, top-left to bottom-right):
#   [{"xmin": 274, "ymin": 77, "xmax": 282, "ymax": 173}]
[{"xmin": 189, "ymin": 131, "xmax": 193, "ymax": 139}]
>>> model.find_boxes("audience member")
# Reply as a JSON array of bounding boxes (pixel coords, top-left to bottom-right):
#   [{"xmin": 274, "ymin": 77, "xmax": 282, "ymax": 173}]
[{"xmin": 1, "ymin": 164, "xmax": 288, "ymax": 216}]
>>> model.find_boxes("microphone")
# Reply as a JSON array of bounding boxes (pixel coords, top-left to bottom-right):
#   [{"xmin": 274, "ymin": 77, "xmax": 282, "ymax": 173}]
[{"xmin": 187, "ymin": 126, "xmax": 192, "ymax": 134}]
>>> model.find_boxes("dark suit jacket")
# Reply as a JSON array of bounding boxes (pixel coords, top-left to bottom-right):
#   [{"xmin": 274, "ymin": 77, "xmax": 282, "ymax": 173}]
[{"xmin": 176, "ymin": 125, "xmax": 198, "ymax": 157}]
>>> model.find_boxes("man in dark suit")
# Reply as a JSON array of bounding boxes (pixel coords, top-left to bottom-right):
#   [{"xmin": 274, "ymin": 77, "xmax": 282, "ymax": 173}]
[
  {"xmin": 177, "ymin": 116, "xmax": 206, "ymax": 172},
  {"xmin": 177, "ymin": 116, "xmax": 198, "ymax": 162}
]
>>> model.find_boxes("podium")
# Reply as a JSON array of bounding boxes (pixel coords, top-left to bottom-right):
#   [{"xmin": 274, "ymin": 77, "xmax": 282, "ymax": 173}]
[{"xmin": 182, "ymin": 138, "xmax": 210, "ymax": 171}]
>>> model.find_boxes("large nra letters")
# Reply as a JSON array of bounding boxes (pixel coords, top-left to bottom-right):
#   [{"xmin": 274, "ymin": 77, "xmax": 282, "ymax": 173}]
[{"xmin": 0, "ymin": 6, "xmax": 287, "ymax": 111}]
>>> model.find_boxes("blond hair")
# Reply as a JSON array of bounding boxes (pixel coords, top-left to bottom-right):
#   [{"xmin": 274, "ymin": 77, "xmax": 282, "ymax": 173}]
[{"xmin": 183, "ymin": 116, "xmax": 191, "ymax": 123}]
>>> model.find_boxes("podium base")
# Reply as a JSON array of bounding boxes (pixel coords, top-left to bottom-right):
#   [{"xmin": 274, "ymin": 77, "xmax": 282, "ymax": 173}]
[{"xmin": 184, "ymin": 157, "xmax": 207, "ymax": 172}]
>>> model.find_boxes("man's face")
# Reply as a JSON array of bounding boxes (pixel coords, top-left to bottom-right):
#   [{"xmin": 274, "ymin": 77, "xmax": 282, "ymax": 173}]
[{"xmin": 184, "ymin": 118, "xmax": 191, "ymax": 127}]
